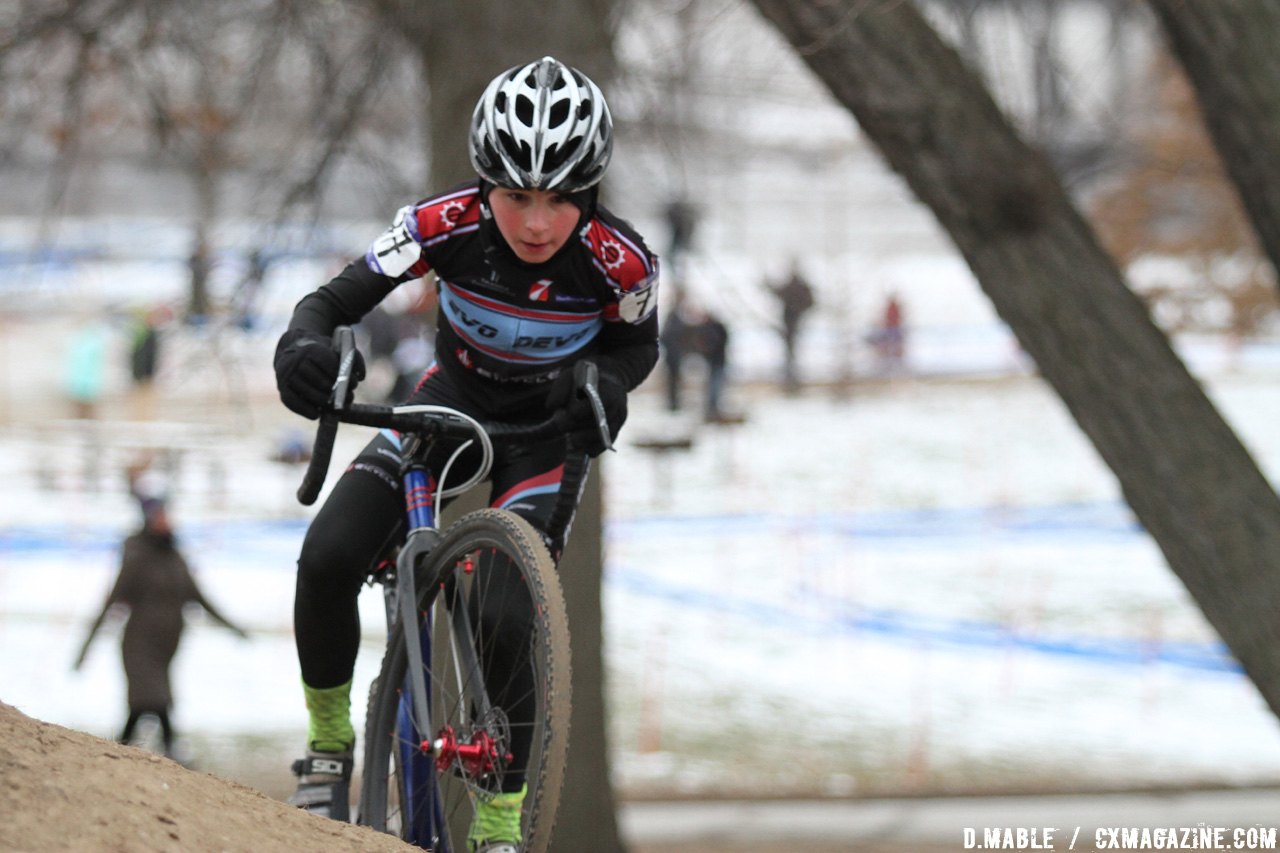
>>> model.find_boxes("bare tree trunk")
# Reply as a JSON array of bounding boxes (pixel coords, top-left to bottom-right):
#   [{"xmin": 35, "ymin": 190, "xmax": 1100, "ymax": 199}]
[
  {"xmin": 188, "ymin": 158, "xmax": 218, "ymax": 320},
  {"xmin": 750, "ymin": 0, "xmax": 1280, "ymax": 718},
  {"xmin": 1146, "ymin": 0, "xmax": 1280, "ymax": 287},
  {"xmin": 552, "ymin": 464, "xmax": 626, "ymax": 853}
]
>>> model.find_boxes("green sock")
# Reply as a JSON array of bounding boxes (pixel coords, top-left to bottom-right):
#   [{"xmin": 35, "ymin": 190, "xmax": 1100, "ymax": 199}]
[
  {"xmin": 302, "ymin": 679, "xmax": 355, "ymax": 753},
  {"xmin": 468, "ymin": 784, "xmax": 526, "ymax": 849}
]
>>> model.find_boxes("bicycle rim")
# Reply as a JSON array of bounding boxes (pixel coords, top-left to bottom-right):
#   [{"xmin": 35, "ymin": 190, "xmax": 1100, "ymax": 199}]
[{"xmin": 360, "ymin": 509, "xmax": 571, "ymax": 853}]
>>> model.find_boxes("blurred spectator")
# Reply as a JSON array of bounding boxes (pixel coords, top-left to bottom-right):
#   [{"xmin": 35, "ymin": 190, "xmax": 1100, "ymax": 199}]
[
  {"xmin": 72, "ymin": 475, "xmax": 249, "ymax": 759},
  {"xmin": 660, "ymin": 290, "xmax": 734, "ymax": 423},
  {"xmin": 664, "ymin": 198, "xmax": 698, "ymax": 277},
  {"xmin": 231, "ymin": 248, "xmax": 269, "ymax": 331},
  {"xmin": 272, "ymin": 428, "xmax": 312, "ymax": 465},
  {"xmin": 659, "ymin": 286, "xmax": 694, "ymax": 412},
  {"xmin": 128, "ymin": 305, "xmax": 168, "ymax": 420},
  {"xmin": 389, "ymin": 329, "xmax": 433, "ymax": 402},
  {"xmin": 694, "ymin": 307, "xmax": 731, "ymax": 423},
  {"xmin": 358, "ymin": 284, "xmax": 438, "ymax": 403},
  {"xmin": 868, "ymin": 292, "xmax": 907, "ymax": 373},
  {"xmin": 768, "ymin": 262, "xmax": 815, "ymax": 393},
  {"xmin": 64, "ymin": 317, "xmax": 110, "ymax": 419},
  {"xmin": 359, "ymin": 305, "xmax": 401, "ymax": 367}
]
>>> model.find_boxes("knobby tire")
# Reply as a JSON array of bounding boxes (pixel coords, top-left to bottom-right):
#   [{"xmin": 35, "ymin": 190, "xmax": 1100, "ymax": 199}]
[{"xmin": 358, "ymin": 509, "xmax": 571, "ymax": 853}]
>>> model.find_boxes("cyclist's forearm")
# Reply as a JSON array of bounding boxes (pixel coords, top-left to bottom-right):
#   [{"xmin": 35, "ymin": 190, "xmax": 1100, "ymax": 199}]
[
  {"xmin": 592, "ymin": 340, "xmax": 658, "ymax": 391},
  {"xmin": 289, "ymin": 260, "xmax": 398, "ymax": 336}
]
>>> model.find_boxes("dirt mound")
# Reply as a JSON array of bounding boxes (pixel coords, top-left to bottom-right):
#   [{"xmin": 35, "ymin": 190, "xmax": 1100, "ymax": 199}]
[{"xmin": 0, "ymin": 701, "xmax": 416, "ymax": 853}]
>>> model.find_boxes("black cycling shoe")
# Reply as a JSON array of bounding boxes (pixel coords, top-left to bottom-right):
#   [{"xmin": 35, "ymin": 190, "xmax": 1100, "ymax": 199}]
[{"xmin": 287, "ymin": 750, "xmax": 353, "ymax": 822}]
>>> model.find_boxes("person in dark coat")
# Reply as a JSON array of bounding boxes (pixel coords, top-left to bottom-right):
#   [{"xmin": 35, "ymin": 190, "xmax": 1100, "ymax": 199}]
[
  {"xmin": 769, "ymin": 262, "xmax": 816, "ymax": 393},
  {"xmin": 694, "ymin": 309, "xmax": 731, "ymax": 422},
  {"xmin": 73, "ymin": 494, "xmax": 248, "ymax": 756},
  {"xmin": 659, "ymin": 286, "xmax": 695, "ymax": 412}
]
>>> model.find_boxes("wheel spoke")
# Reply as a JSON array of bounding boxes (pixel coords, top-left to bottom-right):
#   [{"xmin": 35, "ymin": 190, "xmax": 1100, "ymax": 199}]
[{"xmin": 358, "ymin": 510, "xmax": 570, "ymax": 853}]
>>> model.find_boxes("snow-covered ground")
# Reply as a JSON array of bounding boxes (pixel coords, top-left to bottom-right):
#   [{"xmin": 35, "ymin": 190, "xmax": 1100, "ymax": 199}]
[{"xmin": 4, "ymin": 312, "xmax": 1280, "ymax": 798}]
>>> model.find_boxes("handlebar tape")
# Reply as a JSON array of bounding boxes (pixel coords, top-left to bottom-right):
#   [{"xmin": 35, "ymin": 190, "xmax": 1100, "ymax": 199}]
[
  {"xmin": 297, "ymin": 412, "xmax": 338, "ymax": 506},
  {"xmin": 296, "ymin": 326, "xmax": 355, "ymax": 506}
]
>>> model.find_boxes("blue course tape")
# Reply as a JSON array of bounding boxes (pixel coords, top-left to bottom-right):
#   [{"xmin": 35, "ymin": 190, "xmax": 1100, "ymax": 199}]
[
  {"xmin": 605, "ymin": 565, "xmax": 1241, "ymax": 676},
  {"xmin": 4, "ymin": 500, "xmax": 1134, "ymax": 553},
  {"xmin": 1, "ymin": 505, "xmax": 1241, "ymax": 674},
  {"xmin": 607, "ymin": 500, "xmax": 1144, "ymax": 543}
]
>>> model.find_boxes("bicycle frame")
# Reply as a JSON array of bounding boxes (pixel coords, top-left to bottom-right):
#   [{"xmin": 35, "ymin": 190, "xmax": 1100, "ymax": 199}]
[{"xmin": 385, "ymin": 441, "xmax": 500, "ymax": 849}]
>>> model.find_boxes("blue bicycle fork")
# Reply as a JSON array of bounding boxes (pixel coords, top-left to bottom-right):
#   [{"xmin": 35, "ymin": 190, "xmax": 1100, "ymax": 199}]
[{"xmin": 395, "ymin": 465, "xmax": 445, "ymax": 848}]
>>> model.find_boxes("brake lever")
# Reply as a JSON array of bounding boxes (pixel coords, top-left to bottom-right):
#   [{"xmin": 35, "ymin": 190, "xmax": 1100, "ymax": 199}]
[
  {"xmin": 330, "ymin": 326, "xmax": 356, "ymax": 411},
  {"xmin": 574, "ymin": 359, "xmax": 614, "ymax": 453}
]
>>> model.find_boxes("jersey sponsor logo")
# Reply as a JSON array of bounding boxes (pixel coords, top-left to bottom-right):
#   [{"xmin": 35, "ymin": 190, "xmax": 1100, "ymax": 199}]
[
  {"xmin": 529, "ymin": 279, "xmax": 553, "ymax": 302},
  {"xmin": 440, "ymin": 199, "xmax": 467, "ymax": 229},
  {"xmin": 345, "ymin": 461, "xmax": 399, "ymax": 492},
  {"xmin": 474, "ymin": 364, "xmax": 557, "ymax": 384},
  {"xmin": 599, "ymin": 237, "xmax": 627, "ymax": 270},
  {"xmin": 513, "ymin": 327, "xmax": 595, "ymax": 350},
  {"xmin": 552, "ymin": 293, "xmax": 597, "ymax": 306},
  {"xmin": 452, "ymin": 305, "xmax": 500, "ymax": 338},
  {"xmin": 440, "ymin": 280, "xmax": 602, "ymax": 364},
  {"xmin": 582, "ymin": 219, "xmax": 656, "ymax": 303}
]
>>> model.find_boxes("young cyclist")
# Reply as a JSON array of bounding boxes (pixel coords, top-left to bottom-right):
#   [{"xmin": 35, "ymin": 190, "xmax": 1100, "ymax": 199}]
[{"xmin": 272, "ymin": 57, "xmax": 659, "ymax": 851}]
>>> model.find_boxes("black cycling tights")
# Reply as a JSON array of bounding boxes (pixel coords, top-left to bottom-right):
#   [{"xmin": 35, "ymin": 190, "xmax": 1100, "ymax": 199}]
[{"xmin": 294, "ymin": 464, "xmax": 404, "ymax": 689}]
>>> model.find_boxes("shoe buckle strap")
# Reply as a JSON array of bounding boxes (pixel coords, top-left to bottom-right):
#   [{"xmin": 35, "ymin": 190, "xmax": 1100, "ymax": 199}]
[
  {"xmin": 312, "ymin": 756, "xmax": 348, "ymax": 775},
  {"xmin": 296, "ymin": 754, "xmax": 353, "ymax": 778}
]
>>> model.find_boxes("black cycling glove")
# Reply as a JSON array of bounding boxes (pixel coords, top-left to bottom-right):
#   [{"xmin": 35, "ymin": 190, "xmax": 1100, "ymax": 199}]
[
  {"xmin": 273, "ymin": 328, "xmax": 366, "ymax": 419},
  {"xmin": 545, "ymin": 360, "xmax": 627, "ymax": 457}
]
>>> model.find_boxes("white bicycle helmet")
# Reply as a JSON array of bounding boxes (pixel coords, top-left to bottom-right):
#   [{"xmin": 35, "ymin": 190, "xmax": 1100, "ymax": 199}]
[{"xmin": 469, "ymin": 56, "xmax": 613, "ymax": 193}]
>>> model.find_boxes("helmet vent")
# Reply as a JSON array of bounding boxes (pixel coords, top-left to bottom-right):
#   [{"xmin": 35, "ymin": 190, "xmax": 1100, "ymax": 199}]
[
  {"xmin": 549, "ymin": 99, "xmax": 570, "ymax": 128},
  {"xmin": 496, "ymin": 130, "xmax": 530, "ymax": 170},
  {"xmin": 560, "ymin": 136, "xmax": 581, "ymax": 161},
  {"xmin": 515, "ymin": 94, "xmax": 535, "ymax": 125}
]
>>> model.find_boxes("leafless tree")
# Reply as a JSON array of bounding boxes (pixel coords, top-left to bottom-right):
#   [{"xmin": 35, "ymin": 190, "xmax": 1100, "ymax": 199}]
[
  {"xmin": 1145, "ymin": 0, "xmax": 1280, "ymax": 292},
  {"xmin": 0, "ymin": 0, "xmax": 414, "ymax": 315},
  {"xmin": 749, "ymin": 0, "xmax": 1280, "ymax": 720}
]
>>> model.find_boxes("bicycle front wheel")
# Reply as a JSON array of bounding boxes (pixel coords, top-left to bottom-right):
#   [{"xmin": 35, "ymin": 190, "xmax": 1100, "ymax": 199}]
[{"xmin": 360, "ymin": 509, "xmax": 571, "ymax": 853}]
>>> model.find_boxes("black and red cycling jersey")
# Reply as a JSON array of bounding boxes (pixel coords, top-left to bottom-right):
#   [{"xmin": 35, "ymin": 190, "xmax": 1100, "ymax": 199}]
[{"xmin": 287, "ymin": 180, "xmax": 660, "ymax": 415}]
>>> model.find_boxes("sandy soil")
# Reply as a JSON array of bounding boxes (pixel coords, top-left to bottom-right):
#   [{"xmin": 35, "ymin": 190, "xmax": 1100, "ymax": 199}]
[
  {"xmin": 1, "ymin": 699, "xmax": 837, "ymax": 853},
  {"xmin": 0, "ymin": 700, "xmax": 418, "ymax": 853}
]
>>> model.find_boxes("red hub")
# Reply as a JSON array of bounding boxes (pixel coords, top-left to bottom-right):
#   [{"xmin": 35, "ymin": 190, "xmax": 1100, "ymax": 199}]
[{"xmin": 425, "ymin": 726, "xmax": 510, "ymax": 779}]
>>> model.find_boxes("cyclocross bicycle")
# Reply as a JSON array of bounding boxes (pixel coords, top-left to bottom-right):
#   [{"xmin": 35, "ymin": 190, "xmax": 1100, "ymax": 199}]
[{"xmin": 295, "ymin": 327, "xmax": 595, "ymax": 852}]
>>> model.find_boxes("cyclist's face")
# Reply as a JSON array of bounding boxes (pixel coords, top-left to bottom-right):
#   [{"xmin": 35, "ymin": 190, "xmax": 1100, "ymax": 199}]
[{"xmin": 489, "ymin": 187, "xmax": 580, "ymax": 264}]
